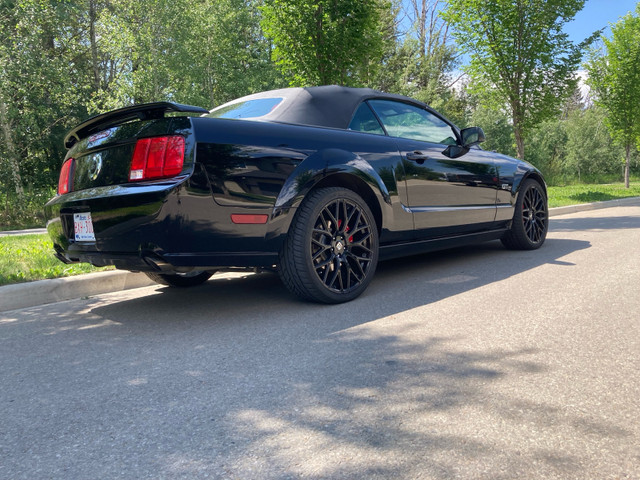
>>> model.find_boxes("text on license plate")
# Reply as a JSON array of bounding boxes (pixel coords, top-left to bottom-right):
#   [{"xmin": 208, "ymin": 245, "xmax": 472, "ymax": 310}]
[{"xmin": 74, "ymin": 213, "xmax": 95, "ymax": 242}]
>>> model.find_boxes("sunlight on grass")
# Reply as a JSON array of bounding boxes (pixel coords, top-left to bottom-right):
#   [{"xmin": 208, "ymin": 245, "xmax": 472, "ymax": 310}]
[
  {"xmin": 547, "ymin": 183, "xmax": 640, "ymax": 208},
  {"xmin": 0, "ymin": 234, "xmax": 112, "ymax": 286}
]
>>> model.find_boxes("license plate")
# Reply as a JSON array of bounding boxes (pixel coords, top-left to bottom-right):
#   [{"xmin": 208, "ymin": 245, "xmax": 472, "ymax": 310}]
[{"xmin": 74, "ymin": 213, "xmax": 95, "ymax": 242}]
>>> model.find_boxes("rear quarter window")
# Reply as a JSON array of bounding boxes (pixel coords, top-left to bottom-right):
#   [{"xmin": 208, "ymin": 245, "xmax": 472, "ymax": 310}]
[{"xmin": 207, "ymin": 98, "xmax": 282, "ymax": 119}]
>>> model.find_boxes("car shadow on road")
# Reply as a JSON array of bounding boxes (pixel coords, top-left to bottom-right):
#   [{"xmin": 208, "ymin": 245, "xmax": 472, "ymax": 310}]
[
  {"xmin": 88, "ymin": 236, "xmax": 590, "ymax": 331},
  {"xmin": 550, "ymin": 213, "xmax": 640, "ymax": 232}
]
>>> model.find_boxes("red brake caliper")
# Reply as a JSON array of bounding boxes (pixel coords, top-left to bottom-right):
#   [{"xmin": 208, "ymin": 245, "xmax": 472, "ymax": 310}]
[{"xmin": 338, "ymin": 219, "xmax": 353, "ymax": 242}]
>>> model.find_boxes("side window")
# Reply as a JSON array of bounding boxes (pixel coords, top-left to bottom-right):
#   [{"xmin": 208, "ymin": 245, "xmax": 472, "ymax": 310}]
[
  {"xmin": 368, "ymin": 99, "xmax": 458, "ymax": 145},
  {"xmin": 348, "ymin": 102, "xmax": 386, "ymax": 135}
]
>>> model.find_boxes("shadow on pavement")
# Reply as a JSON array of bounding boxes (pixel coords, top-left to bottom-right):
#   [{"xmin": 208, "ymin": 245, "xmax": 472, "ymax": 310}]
[
  {"xmin": 3, "ymin": 234, "xmax": 619, "ymax": 478},
  {"xmin": 550, "ymin": 214, "xmax": 640, "ymax": 232}
]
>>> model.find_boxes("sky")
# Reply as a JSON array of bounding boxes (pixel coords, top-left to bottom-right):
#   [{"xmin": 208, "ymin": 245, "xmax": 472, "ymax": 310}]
[{"xmin": 564, "ymin": 0, "xmax": 639, "ymax": 43}]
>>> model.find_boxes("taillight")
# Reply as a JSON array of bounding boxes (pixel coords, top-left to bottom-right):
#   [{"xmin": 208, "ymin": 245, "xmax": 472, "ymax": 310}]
[
  {"xmin": 129, "ymin": 136, "xmax": 185, "ymax": 181},
  {"xmin": 58, "ymin": 158, "xmax": 75, "ymax": 195}
]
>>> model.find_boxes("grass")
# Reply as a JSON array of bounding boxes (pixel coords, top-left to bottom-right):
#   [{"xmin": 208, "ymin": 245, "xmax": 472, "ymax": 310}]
[
  {"xmin": 547, "ymin": 182, "xmax": 640, "ymax": 207},
  {"xmin": 0, "ymin": 234, "xmax": 112, "ymax": 286}
]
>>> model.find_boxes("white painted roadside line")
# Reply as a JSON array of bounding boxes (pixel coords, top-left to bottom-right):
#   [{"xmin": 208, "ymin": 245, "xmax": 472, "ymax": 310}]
[
  {"xmin": 0, "ymin": 271, "xmax": 155, "ymax": 313},
  {"xmin": 1, "ymin": 196, "xmax": 639, "ymax": 313}
]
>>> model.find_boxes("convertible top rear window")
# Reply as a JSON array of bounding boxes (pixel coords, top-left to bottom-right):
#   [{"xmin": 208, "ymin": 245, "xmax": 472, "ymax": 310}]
[{"xmin": 207, "ymin": 97, "xmax": 282, "ymax": 119}]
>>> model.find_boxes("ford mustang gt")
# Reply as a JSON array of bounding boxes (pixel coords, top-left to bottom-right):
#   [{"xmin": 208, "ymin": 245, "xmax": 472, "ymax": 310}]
[{"xmin": 45, "ymin": 85, "xmax": 548, "ymax": 303}]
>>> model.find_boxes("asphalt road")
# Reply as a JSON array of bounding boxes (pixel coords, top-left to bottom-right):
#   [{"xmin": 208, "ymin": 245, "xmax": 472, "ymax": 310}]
[{"xmin": 1, "ymin": 206, "xmax": 639, "ymax": 480}]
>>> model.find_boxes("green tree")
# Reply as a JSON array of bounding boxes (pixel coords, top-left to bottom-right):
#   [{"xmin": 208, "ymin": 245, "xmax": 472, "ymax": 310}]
[
  {"xmin": 0, "ymin": 0, "xmax": 283, "ymax": 228},
  {"xmin": 526, "ymin": 117, "xmax": 567, "ymax": 182},
  {"xmin": 366, "ymin": 0, "xmax": 403, "ymax": 91},
  {"xmin": 442, "ymin": 0, "xmax": 587, "ymax": 160},
  {"xmin": 470, "ymin": 104, "xmax": 516, "ymax": 158},
  {"xmin": 586, "ymin": 7, "xmax": 640, "ymax": 188},
  {"xmin": 403, "ymin": 0, "xmax": 459, "ymax": 107},
  {"xmin": 95, "ymin": 0, "xmax": 282, "ymax": 109},
  {"xmin": 525, "ymin": 94, "xmax": 623, "ymax": 184},
  {"xmin": 374, "ymin": 1, "xmax": 461, "ymax": 109},
  {"xmin": 174, "ymin": 0, "xmax": 284, "ymax": 107},
  {"xmin": 564, "ymin": 106, "xmax": 622, "ymax": 181},
  {"xmin": 260, "ymin": 0, "xmax": 387, "ymax": 86},
  {"xmin": 0, "ymin": 0, "xmax": 86, "ymax": 198}
]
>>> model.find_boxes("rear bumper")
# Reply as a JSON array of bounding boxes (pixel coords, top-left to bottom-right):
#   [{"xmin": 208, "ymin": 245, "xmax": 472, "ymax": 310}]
[{"xmin": 45, "ymin": 180, "xmax": 283, "ymax": 272}]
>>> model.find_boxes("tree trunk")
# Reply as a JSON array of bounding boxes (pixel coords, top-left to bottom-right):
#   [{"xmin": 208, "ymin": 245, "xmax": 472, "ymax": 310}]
[
  {"xmin": 0, "ymin": 100, "xmax": 24, "ymax": 200},
  {"xmin": 624, "ymin": 143, "xmax": 631, "ymax": 189},
  {"xmin": 89, "ymin": 0, "xmax": 101, "ymax": 91},
  {"xmin": 513, "ymin": 119, "xmax": 525, "ymax": 160},
  {"xmin": 314, "ymin": 3, "xmax": 326, "ymax": 84}
]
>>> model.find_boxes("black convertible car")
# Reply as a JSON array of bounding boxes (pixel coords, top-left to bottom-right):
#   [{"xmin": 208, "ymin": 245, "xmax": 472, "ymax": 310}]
[{"xmin": 45, "ymin": 86, "xmax": 548, "ymax": 303}]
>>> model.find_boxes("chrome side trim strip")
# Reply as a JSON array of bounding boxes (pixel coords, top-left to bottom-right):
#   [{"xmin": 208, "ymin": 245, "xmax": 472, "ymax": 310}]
[{"xmin": 402, "ymin": 204, "xmax": 497, "ymax": 214}]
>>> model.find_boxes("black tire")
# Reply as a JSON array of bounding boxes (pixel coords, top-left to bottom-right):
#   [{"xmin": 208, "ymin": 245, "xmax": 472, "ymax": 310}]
[
  {"xmin": 279, "ymin": 187, "xmax": 379, "ymax": 304},
  {"xmin": 144, "ymin": 271, "xmax": 213, "ymax": 287},
  {"xmin": 501, "ymin": 178, "xmax": 548, "ymax": 250}
]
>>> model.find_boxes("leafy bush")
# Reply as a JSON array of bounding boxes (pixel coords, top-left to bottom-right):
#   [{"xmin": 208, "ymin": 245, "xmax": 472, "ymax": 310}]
[{"xmin": 0, "ymin": 187, "xmax": 55, "ymax": 231}]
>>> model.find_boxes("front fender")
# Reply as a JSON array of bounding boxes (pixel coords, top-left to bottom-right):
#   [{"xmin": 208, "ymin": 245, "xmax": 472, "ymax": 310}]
[{"xmin": 512, "ymin": 165, "xmax": 547, "ymax": 201}]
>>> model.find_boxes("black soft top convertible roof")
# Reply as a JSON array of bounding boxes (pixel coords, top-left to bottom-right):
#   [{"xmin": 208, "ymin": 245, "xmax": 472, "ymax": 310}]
[{"xmin": 210, "ymin": 85, "xmax": 427, "ymax": 129}]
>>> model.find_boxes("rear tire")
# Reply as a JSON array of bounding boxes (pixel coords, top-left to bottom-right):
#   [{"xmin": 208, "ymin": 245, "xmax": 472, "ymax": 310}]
[
  {"xmin": 144, "ymin": 271, "xmax": 213, "ymax": 287},
  {"xmin": 501, "ymin": 178, "xmax": 548, "ymax": 250},
  {"xmin": 279, "ymin": 187, "xmax": 379, "ymax": 304}
]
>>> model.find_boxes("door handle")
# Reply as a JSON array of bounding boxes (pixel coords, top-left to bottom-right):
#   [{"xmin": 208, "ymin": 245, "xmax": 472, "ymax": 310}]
[{"xmin": 405, "ymin": 151, "xmax": 429, "ymax": 164}]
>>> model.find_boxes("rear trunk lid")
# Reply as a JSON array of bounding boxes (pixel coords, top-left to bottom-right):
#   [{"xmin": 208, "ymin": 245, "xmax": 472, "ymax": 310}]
[{"xmin": 61, "ymin": 102, "xmax": 208, "ymax": 192}]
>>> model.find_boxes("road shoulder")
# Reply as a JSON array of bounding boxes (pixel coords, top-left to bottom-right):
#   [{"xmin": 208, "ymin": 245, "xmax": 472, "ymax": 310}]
[{"xmin": 0, "ymin": 271, "xmax": 155, "ymax": 312}]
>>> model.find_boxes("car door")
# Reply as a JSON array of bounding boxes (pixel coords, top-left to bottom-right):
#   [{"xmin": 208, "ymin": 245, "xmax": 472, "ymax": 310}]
[{"xmin": 367, "ymin": 99, "xmax": 498, "ymax": 235}]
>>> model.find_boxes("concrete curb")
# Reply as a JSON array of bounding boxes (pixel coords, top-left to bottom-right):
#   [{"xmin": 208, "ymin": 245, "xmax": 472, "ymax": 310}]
[
  {"xmin": 0, "ymin": 228, "xmax": 47, "ymax": 237},
  {"xmin": 548, "ymin": 196, "xmax": 640, "ymax": 217},
  {"xmin": 0, "ymin": 271, "xmax": 155, "ymax": 313},
  {"xmin": 1, "ymin": 196, "xmax": 639, "ymax": 313}
]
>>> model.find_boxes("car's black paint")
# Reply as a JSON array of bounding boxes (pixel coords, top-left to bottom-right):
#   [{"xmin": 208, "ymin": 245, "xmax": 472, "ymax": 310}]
[{"xmin": 45, "ymin": 86, "xmax": 547, "ymax": 303}]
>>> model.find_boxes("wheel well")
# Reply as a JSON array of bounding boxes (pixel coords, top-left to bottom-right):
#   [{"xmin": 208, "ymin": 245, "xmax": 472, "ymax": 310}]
[
  {"xmin": 312, "ymin": 173, "xmax": 383, "ymax": 235},
  {"xmin": 524, "ymin": 172, "xmax": 547, "ymax": 196}
]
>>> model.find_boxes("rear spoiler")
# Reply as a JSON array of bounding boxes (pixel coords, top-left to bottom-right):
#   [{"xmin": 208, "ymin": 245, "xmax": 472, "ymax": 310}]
[{"xmin": 64, "ymin": 102, "xmax": 209, "ymax": 148}]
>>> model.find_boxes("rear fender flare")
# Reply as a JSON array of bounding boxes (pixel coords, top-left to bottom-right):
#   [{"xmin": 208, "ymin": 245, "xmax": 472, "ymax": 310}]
[{"xmin": 270, "ymin": 148, "xmax": 393, "ymax": 234}]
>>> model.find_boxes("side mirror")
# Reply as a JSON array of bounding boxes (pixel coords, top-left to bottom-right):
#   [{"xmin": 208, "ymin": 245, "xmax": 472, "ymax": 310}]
[{"xmin": 460, "ymin": 127, "xmax": 486, "ymax": 148}]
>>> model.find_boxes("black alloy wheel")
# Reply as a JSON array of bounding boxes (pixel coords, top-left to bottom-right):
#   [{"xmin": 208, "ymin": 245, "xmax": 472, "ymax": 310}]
[
  {"xmin": 144, "ymin": 270, "xmax": 213, "ymax": 287},
  {"xmin": 279, "ymin": 187, "xmax": 379, "ymax": 303},
  {"xmin": 501, "ymin": 178, "xmax": 548, "ymax": 250}
]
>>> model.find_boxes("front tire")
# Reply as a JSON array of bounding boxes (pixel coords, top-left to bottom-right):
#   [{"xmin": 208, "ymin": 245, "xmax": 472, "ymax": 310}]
[
  {"xmin": 144, "ymin": 271, "xmax": 213, "ymax": 287},
  {"xmin": 501, "ymin": 178, "xmax": 548, "ymax": 250},
  {"xmin": 279, "ymin": 187, "xmax": 379, "ymax": 304}
]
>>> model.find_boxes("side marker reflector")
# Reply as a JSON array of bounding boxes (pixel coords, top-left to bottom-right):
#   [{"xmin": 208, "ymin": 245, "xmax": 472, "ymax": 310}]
[{"xmin": 231, "ymin": 214, "xmax": 269, "ymax": 224}]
